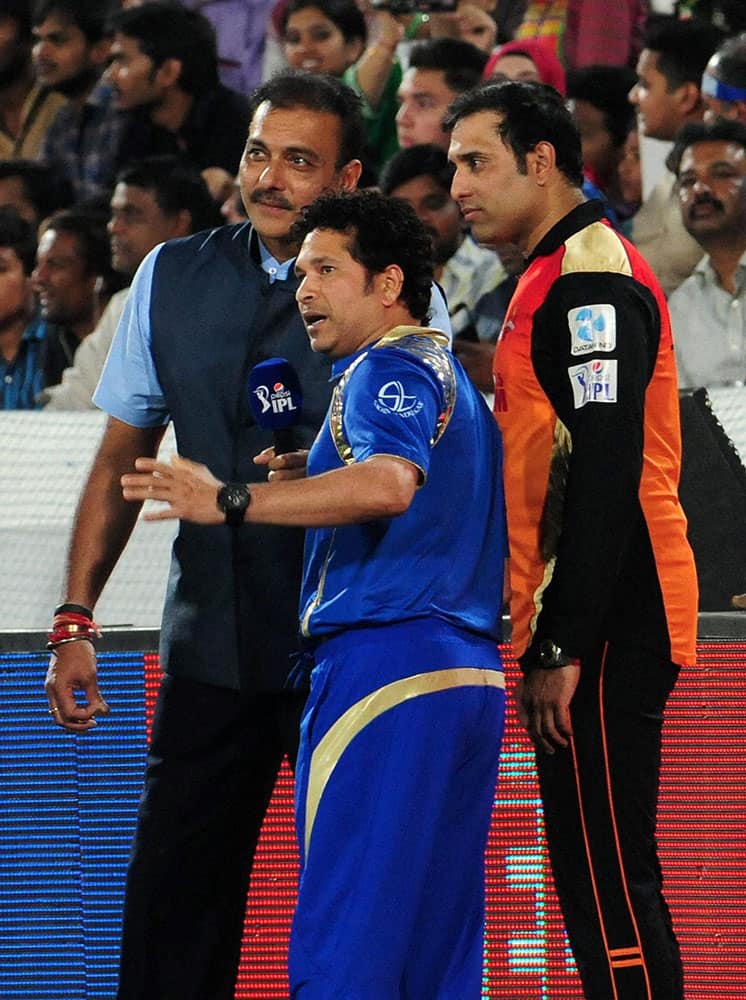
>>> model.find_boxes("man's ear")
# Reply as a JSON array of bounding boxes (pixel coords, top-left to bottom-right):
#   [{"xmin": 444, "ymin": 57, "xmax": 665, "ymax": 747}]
[
  {"xmin": 90, "ymin": 37, "xmax": 111, "ymax": 70},
  {"xmin": 529, "ymin": 140, "xmax": 556, "ymax": 187},
  {"xmin": 678, "ymin": 80, "xmax": 701, "ymax": 117},
  {"xmin": 170, "ymin": 208, "xmax": 193, "ymax": 238},
  {"xmin": 378, "ymin": 264, "xmax": 404, "ymax": 306},
  {"xmin": 338, "ymin": 159, "xmax": 363, "ymax": 192},
  {"xmin": 154, "ymin": 57, "xmax": 183, "ymax": 91}
]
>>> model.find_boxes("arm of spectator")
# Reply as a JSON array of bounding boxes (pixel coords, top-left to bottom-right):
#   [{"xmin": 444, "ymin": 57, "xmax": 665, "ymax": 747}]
[
  {"xmin": 351, "ymin": 8, "xmax": 404, "ymax": 109},
  {"xmin": 428, "ymin": 4, "xmax": 497, "ymax": 52}
]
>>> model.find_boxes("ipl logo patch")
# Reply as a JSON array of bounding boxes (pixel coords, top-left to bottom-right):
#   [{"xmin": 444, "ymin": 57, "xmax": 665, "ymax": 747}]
[
  {"xmin": 568, "ymin": 304, "xmax": 616, "ymax": 356},
  {"xmin": 567, "ymin": 359, "xmax": 617, "ymax": 409},
  {"xmin": 374, "ymin": 380, "xmax": 424, "ymax": 417}
]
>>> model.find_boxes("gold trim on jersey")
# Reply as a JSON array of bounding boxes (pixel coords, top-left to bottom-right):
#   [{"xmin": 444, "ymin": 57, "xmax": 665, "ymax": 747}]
[
  {"xmin": 303, "ymin": 666, "xmax": 505, "ymax": 856},
  {"xmin": 561, "ymin": 221, "xmax": 633, "ymax": 277}
]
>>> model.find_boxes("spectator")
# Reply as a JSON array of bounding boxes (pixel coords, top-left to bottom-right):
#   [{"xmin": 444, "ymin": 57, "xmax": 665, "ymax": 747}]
[
  {"xmin": 567, "ymin": 64, "xmax": 637, "ymax": 216},
  {"xmin": 280, "ymin": 0, "xmax": 400, "ymax": 171},
  {"xmin": 617, "ymin": 125, "xmax": 643, "ymax": 235},
  {"xmin": 702, "ymin": 33, "xmax": 746, "ymax": 124},
  {"xmin": 107, "ymin": 2, "xmax": 251, "ymax": 178},
  {"xmin": 32, "ymin": 206, "xmax": 120, "ymax": 388},
  {"xmin": 484, "ymin": 37, "xmax": 567, "ymax": 94},
  {"xmin": 0, "ymin": 205, "xmax": 44, "ymax": 408},
  {"xmin": 628, "ymin": 17, "xmax": 725, "ymax": 295},
  {"xmin": 0, "ymin": 158, "xmax": 72, "ymax": 226},
  {"xmin": 0, "ymin": 0, "xmax": 67, "ymax": 159},
  {"xmin": 667, "ymin": 119, "xmax": 746, "ymax": 388},
  {"xmin": 182, "ymin": 0, "xmax": 277, "ymax": 95},
  {"xmin": 427, "ymin": 2, "xmax": 498, "ymax": 56},
  {"xmin": 396, "ymin": 38, "xmax": 487, "ymax": 151},
  {"xmin": 379, "ymin": 142, "xmax": 519, "ymax": 392},
  {"xmin": 43, "ymin": 155, "xmax": 221, "ymax": 409},
  {"xmin": 33, "ymin": 0, "xmax": 122, "ymax": 200}
]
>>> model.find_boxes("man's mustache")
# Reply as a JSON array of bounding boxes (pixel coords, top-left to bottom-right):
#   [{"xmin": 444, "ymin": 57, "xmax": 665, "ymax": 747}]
[{"xmin": 250, "ymin": 191, "xmax": 293, "ymax": 210}]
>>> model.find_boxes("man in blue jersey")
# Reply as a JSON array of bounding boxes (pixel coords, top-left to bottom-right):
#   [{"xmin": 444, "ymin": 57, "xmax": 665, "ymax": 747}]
[{"xmin": 122, "ymin": 189, "xmax": 507, "ymax": 999}]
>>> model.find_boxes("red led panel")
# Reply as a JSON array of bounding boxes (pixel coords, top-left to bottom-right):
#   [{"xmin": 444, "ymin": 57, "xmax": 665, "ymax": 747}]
[{"xmin": 142, "ymin": 644, "xmax": 746, "ymax": 998}]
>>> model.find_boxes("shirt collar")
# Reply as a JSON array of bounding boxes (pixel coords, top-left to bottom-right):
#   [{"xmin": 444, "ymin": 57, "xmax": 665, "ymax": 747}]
[
  {"xmin": 330, "ymin": 326, "xmax": 448, "ymax": 379},
  {"xmin": 257, "ymin": 236, "xmax": 295, "ymax": 281},
  {"xmin": 526, "ymin": 199, "xmax": 605, "ymax": 264}
]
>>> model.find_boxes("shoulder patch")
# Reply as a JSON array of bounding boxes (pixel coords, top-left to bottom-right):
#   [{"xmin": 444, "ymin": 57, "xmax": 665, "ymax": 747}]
[
  {"xmin": 568, "ymin": 304, "xmax": 616, "ymax": 355},
  {"xmin": 567, "ymin": 359, "xmax": 618, "ymax": 408},
  {"xmin": 561, "ymin": 221, "xmax": 633, "ymax": 278}
]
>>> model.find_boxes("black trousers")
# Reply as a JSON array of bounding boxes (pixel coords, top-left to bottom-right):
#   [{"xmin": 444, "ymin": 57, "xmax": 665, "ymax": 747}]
[
  {"xmin": 116, "ymin": 674, "xmax": 306, "ymax": 1000},
  {"xmin": 536, "ymin": 642, "xmax": 683, "ymax": 1000}
]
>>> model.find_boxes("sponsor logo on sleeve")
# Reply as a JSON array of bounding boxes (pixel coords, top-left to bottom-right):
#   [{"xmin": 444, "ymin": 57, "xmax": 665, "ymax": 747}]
[
  {"xmin": 568, "ymin": 304, "xmax": 616, "ymax": 356},
  {"xmin": 374, "ymin": 381, "xmax": 424, "ymax": 417},
  {"xmin": 568, "ymin": 359, "xmax": 617, "ymax": 408}
]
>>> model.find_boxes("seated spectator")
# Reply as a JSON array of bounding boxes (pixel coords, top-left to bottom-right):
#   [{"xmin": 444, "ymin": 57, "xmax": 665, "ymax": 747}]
[
  {"xmin": 107, "ymin": 1, "xmax": 251, "ymax": 177},
  {"xmin": 702, "ymin": 33, "xmax": 746, "ymax": 124},
  {"xmin": 32, "ymin": 206, "xmax": 121, "ymax": 389},
  {"xmin": 0, "ymin": 0, "xmax": 67, "ymax": 159},
  {"xmin": 279, "ymin": 0, "xmax": 399, "ymax": 171},
  {"xmin": 33, "ymin": 0, "xmax": 123, "ymax": 201},
  {"xmin": 567, "ymin": 64, "xmax": 637, "ymax": 220},
  {"xmin": 628, "ymin": 17, "xmax": 725, "ymax": 295},
  {"xmin": 396, "ymin": 38, "xmax": 487, "ymax": 152},
  {"xmin": 0, "ymin": 206, "xmax": 44, "ymax": 408},
  {"xmin": 483, "ymin": 37, "xmax": 566, "ymax": 94},
  {"xmin": 43, "ymin": 155, "xmax": 221, "ymax": 409},
  {"xmin": 379, "ymin": 143, "xmax": 520, "ymax": 393},
  {"xmin": 616, "ymin": 125, "xmax": 642, "ymax": 236},
  {"xmin": 667, "ymin": 119, "xmax": 746, "ymax": 389},
  {"xmin": 0, "ymin": 159, "xmax": 72, "ymax": 227}
]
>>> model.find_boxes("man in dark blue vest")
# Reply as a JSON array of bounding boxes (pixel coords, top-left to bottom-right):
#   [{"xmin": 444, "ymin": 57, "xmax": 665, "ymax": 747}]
[{"xmin": 43, "ymin": 72, "xmax": 452, "ymax": 1000}]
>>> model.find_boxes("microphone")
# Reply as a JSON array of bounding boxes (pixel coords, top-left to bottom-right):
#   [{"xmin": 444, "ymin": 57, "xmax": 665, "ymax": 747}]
[{"xmin": 248, "ymin": 358, "xmax": 303, "ymax": 455}]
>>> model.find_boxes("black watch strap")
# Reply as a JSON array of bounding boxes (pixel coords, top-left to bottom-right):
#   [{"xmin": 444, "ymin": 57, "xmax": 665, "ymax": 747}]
[{"xmin": 216, "ymin": 482, "xmax": 251, "ymax": 527}]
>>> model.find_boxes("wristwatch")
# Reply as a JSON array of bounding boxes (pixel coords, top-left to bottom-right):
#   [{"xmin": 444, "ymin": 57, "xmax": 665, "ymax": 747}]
[
  {"xmin": 216, "ymin": 482, "xmax": 251, "ymax": 527},
  {"xmin": 537, "ymin": 639, "xmax": 575, "ymax": 670}
]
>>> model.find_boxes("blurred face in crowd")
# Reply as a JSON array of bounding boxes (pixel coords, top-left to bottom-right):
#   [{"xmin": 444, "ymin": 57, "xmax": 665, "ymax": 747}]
[
  {"xmin": 702, "ymin": 54, "xmax": 746, "ymax": 124},
  {"xmin": 488, "ymin": 53, "xmax": 540, "ymax": 84},
  {"xmin": 33, "ymin": 228, "xmax": 96, "ymax": 325},
  {"xmin": 0, "ymin": 14, "xmax": 30, "ymax": 88},
  {"xmin": 107, "ymin": 32, "xmax": 159, "ymax": 109},
  {"xmin": 396, "ymin": 69, "xmax": 455, "ymax": 151},
  {"xmin": 387, "ymin": 173, "xmax": 463, "ymax": 266},
  {"xmin": 629, "ymin": 48, "xmax": 688, "ymax": 142},
  {"xmin": 0, "ymin": 245, "xmax": 33, "ymax": 332},
  {"xmin": 677, "ymin": 139, "xmax": 746, "ymax": 244},
  {"xmin": 569, "ymin": 98, "xmax": 618, "ymax": 182},
  {"xmin": 32, "ymin": 14, "xmax": 104, "ymax": 90},
  {"xmin": 239, "ymin": 101, "xmax": 360, "ymax": 261},
  {"xmin": 617, "ymin": 128, "xmax": 642, "ymax": 205},
  {"xmin": 283, "ymin": 7, "xmax": 362, "ymax": 78},
  {"xmin": 108, "ymin": 182, "xmax": 190, "ymax": 276},
  {"xmin": 0, "ymin": 177, "xmax": 38, "ymax": 226}
]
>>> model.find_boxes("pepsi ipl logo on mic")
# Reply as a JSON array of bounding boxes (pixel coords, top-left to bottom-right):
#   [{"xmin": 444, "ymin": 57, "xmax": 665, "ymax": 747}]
[{"xmin": 253, "ymin": 380, "xmax": 299, "ymax": 416}]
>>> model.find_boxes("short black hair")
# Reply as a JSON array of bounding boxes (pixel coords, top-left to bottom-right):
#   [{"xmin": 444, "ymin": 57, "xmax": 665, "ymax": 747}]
[
  {"xmin": 248, "ymin": 71, "xmax": 365, "ymax": 169},
  {"xmin": 378, "ymin": 143, "xmax": 454, "ymax": 197},
  {"xmin": 0, "ymin": 159, "xmax": 73, "ymax": 220},
  {"xmin": 43, "ymin": 206, "xmax": 117, "ymax": 287},
  {"xmin": 292, "ymin": 189, "xmax": 434, "ymax": 323},
  {"xmin": 669, "ymin": 117, "xmax": 746, "ymax": 176},
  {"xmin": 443, "ymin": 80, "xmax": 585, "ymax": 188},
  {"xmin": 281, "ymin": 0, "xmax": 366, "ymax": 45},
  {"xmin": 408, "ymin": 38, "xmax": 488, "ymax": 94},
  {"xmin": 567, "ymin": 65, "xmax": 637, "ymax": 148},
  {"xmin": 33, "ymin": 0, "xmax": 115, "ymax": 43},
  {"xmin": 643, "ymin": 17, "xmax": 725, "ymax": 92},
  {"xmin": 115, "ymin": 156, "xmax": 222, "ymax": 233},
  {"xmin": 708, "ymin": 33, "xmax": 746, "ymax": 90},
  {"xmin": 0, "ymin": 206, "xmax": 37, "ymax": 274},
  {"xmin": 111, "ymin": 1, "xmax": 218, "ymax": 96}
]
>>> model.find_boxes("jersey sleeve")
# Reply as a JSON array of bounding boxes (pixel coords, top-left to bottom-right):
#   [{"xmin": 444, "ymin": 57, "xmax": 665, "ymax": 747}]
[
  {"xmin": 92, "ymin": 245, "xmax": 170, "ymax": 428},
  {"xmin": 527, "ymin": 270, "xmax": 661, "ymax": 661},
  {"xmin": 341, "ymin": 349, "xmax": 446, "ymax": 481}
]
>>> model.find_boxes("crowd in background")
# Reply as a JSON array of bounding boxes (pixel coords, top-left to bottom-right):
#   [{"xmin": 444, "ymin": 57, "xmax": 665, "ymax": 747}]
[{"xmin": 1, "ymin": 0, "xmax": 746, "ymax": 410}]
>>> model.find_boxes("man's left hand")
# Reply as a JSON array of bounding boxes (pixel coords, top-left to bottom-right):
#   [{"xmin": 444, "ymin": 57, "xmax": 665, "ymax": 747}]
[
  {"xmin": 515, "ymin": 663, "xmax": 581, "ymax": 755},
  {"xmin": 122, "ymin": 455, "xmax": 224, "ymax": 523}
]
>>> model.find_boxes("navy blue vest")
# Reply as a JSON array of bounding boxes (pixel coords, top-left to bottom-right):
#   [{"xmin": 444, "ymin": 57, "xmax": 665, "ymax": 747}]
[{"xmin": 149, "ymin": 223, "xmax": 333, "ymax": 691}]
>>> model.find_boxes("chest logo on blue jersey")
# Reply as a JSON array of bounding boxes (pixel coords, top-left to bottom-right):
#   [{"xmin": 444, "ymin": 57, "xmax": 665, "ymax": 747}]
[
  {"xmin": 568, "ymin": 304, "xmax": 616, "ymax": 356},
  {"xmin": 568, "ymin": 359, "xmax": 618, "ymax": 408},
  {"xmin": 374, "ymin": 381, "xmax": 424, "ymax": 417}
]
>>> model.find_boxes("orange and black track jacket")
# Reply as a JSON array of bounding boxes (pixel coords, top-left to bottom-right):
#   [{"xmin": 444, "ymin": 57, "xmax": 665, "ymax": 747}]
[{"xmin": 494, "ymin": 200, "xmax": 698, "ymax": 671}]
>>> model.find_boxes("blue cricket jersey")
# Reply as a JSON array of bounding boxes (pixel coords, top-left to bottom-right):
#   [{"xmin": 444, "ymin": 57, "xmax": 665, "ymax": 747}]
[{"xmin": 300, "ymin": 326, "xmax": 506, "ymax": 641}]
